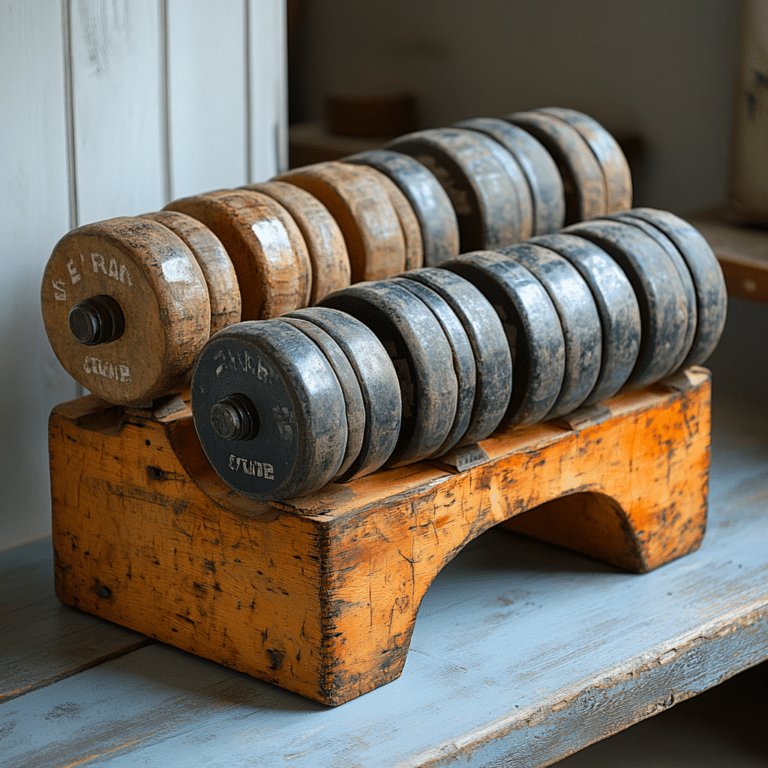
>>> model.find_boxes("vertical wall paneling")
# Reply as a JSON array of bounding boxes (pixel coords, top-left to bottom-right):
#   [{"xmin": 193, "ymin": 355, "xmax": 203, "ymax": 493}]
[
  {"xmin": 247, "ymin": 0, "xmax": 287, "ymax": 181},
  {"xmin": 165, "ymin": 0, "xmax": 248, "ymax": 200},
  {"xmin": 0, "ymin": 1, "xmax": 75, "ymax": 549},
  {"xmin": 69, "ymin": 0, "xmax": 165, "ymax": 223}
]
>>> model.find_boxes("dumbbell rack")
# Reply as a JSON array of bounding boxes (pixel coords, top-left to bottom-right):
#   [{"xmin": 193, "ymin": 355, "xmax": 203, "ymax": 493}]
[{"xmin": 49, "ymin": 366, "xmax": 711, "ymax": 706}]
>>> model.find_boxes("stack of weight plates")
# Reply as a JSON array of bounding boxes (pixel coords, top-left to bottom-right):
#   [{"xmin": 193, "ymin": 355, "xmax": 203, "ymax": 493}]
[
  {"xmin": 189, "ymin": 207, "xmax": 726, "ymax": 501},
  {"xmin": 40, "ymin": 107, "xmax": 726, "ymax": 502}
]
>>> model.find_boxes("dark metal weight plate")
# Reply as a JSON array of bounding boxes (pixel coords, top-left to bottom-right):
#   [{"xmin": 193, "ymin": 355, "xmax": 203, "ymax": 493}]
[
  {"xmin": 284, "ymin": 306, "xmax": 402, "ymax": 482},
  {"xmin": 191, "ymin": 320, "xmax": 347, "ymax": 500},
  {"xmin": 505, "ymin": 110, "xmax": 606, "ymax": 225},
  {"xmin": 344, "ymin": 149, "xmax": 460, "ymax": 267},
  {"xmin": 607, "ymin": 212, "xmax": 698, "ymax": 373},
  {"xmin": 454, "ymin": 117, "xmax": 566, "ymax": 236},
  {"xmin": 621, "ymin": 207, "xmax": 728, "ymax": 367},
  {"xmin": 279, "ymin": 316, "xmax": 366, "ymax": 481},
  {"xmin": 496, "ymin": 243, "xmax": 602, "ymax": 418},
  {"xmin": 385, "ymin": 128, "xmax": 526, "ymax": 252},
  {"xmin": 320, "ymin": 281, "xmax": 458, "ymax": 467},
  {"xmin": 537, "ymin": 107, "xmax": 632, "ymax": 213},
  {"xmin": 441, "ymin": 253, "xmax": 565, "ymax": 429},
  {"xmin": 528, "ymin": 232, "xmax": 641, "ymax": 403},
  {"xmin": 390, "ymin": 276, "xmax": 477, "ymax": 455},
  {"xmin": 564, "ymin": 219, "xmax": 690, "ymax": 389},
  {"xmin": 401, "ymin": 267, "xmax": 512, "ymax": 443}
]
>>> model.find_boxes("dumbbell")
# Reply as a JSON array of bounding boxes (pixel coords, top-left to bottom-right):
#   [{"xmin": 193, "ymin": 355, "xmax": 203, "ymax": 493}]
[
  {"xmin": 41, "ymin": 215, "xmax": 240, "ymax": 406},
  {"xmin": 191, "ymin": 308, "xmax": 402, "ymax": 500}
]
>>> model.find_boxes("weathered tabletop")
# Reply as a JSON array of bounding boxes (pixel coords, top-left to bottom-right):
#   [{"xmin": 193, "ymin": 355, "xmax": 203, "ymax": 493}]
[{"xmin": 2, "ymin": 382, "xmax": 768, "ymax": 768}]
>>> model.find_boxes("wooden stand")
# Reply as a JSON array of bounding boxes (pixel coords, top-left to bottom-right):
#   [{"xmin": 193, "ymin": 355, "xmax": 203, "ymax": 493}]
[{"xmin": 49, "ymin": 367, "xmax": 711, "ymax": 706}]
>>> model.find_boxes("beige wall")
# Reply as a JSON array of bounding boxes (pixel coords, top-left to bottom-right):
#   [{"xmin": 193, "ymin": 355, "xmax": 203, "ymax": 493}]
[{"xmin": 292, "ymin": 0, "xmax": 740, "ymax": 214}]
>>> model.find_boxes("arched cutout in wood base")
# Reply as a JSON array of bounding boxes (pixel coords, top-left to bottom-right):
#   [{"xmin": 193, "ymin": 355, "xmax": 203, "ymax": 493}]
[{"xmin": 49, "ymin": 369, "xmax": 710, "ymax": 706}]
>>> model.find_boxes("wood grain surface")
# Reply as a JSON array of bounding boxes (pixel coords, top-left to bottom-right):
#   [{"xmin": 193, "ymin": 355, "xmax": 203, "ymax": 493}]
[
  {"xmin": 47, "ymin": 369, "xmax": 710, "ymax": 707},
  {"xmin": 3, "ymin": 369, "xmax": 768, "ymax": 765}
]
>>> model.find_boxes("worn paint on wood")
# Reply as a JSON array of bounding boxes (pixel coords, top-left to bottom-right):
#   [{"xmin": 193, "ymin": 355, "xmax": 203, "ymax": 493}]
[
  {"xmin": 49, "ymin": 369, "xmax": 710, "ymax": 705},
  {"xmin": 3, "ymin": 375, "xmax": 768, "ymax": 765}
]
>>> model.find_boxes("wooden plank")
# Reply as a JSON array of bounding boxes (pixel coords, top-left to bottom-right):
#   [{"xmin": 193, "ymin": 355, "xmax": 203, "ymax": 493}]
[
  {"xmin": 0, "ymin": 538, "xmax": 149, "ymax": 703},
  {"xmin": 688, "ymin": 210, "xmax": 768, "ymax": 303},
  {"xmin": 0, "ymin": 0, "xmax": 78, "ymax": 550},
  {"xmin": 246, "ymin": 0, "xmax": 287, "ymax": 180},
  {"xmin": 68, "ymin": 0, "xmax": 165, "ymax": 222},
  {"xmin": 2, "ymin": 386, "xmax": 768, "ymax": 766},
  {"xmin": 165, "ymin": 0, "xmax": 248, "ymax": 199}
]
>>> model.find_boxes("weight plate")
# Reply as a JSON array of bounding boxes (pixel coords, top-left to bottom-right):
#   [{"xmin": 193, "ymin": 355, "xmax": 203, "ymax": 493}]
[
  {"xmin": 443, "ymin": 252, "xmax": 565, "ymax": 428},
  {"xmin": 275, "ymin": 161, "xmax": 406, "ymax": 283},
  {"xmin": 528, "ymin": 232, "xmax": 641, "ymax": 403},
  {"xmin": 505, "ymin": 110, "xmax": 606, "ymax": 224},
  {"xmin": 537, "ymin": 107, "xmax": 632, "ymax": 213},
  {"xmin": 496, "ymin": 242, "xmax": 602, "ymax": 418},
  {"xmin": 165, "ymin": 189, "xmax": 312, "ymax": 320},
  {"xmin": 344, "ymin": 149, "xmax": 460, "ymax": 266},
  {"xmin": 390, "ymin": 276, "xmax": 476, "ymax": 455},
  {"xmin": 385, "ymin": 127, "xmax": 526, "ymax": 252},
  {"xmin": 620, "ymin": 207, "xmax": 727, "ymax": 367},
  {"xmin": 140, "ymin": 210, "xmax": 241, "ymax": 334},
  {"xmin": 564, "ymin": 219, "xmax": 689, "ymax": 388},
  {"xmin": 41, "ymin": 216, "xmax": 210, "ymax": 405},
  {"xmin": 191, "ymin": 319, "xmax": 347, "ymax": 500},
  {"xmin": 242, "ymin": 181, "xmax": 351, "ymax": 304},
  {"xmin": 279, "ymin": 316, "xmax": 365, "ymax": 481},
  {"xmin": 353, "ymin": 163, "xmax": 424, "ymax": 270},
  {"xmin": 454, "ymin": 116, "xmax": 564, "ymax": 236},
  {"xmin": 320, "ymin": 281, "xmax": 458, "ymax": 467},
  {"xmin": 285, "ymin": 306, "xmax": 401, "ymax": 482},
  {"xmin": 608, "ymin": 212, "xmax": 697, "ymax": 373},
  {"xmin": 401, "ymin": 267, "xmax": 512, "ymax": 442}
]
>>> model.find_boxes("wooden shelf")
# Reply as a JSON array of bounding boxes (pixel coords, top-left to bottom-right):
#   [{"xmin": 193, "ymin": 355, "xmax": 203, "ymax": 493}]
[
  {"xmin": 2, "ymin": 380, "xmax": 768, "ymax": 766},
  {"xmin": 687, "ymin": 209, "xmax": 768, "ymax": 303}
]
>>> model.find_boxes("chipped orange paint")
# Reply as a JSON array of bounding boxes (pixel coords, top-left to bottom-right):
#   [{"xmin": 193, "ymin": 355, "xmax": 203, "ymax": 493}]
[{"xmin": 50, "ymin": 369, "xmax": 710, "ymax": 705}]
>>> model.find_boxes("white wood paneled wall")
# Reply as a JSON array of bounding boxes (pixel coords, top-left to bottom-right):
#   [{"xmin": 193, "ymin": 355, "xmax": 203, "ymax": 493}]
[{"xmin": 0, "ymin": 0, "xmax": 287, "ymax": 550}]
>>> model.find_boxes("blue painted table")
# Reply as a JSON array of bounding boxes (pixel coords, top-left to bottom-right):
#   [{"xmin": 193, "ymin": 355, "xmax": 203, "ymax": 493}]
[{"xmin": 2, "ymin": 375, "xmax": 768, "ymax": 767}]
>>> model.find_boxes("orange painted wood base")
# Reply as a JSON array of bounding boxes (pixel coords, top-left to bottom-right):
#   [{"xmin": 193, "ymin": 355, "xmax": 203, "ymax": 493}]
[{"xmin": 49, "ymin": 367, "xmax": 711, "ymax": 705}]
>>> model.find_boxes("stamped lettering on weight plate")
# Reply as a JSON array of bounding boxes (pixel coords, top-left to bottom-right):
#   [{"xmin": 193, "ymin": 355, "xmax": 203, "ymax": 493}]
[
  {"xmin": 90, "ymin": 252, "xmax": 133, "ymax": 286},
  {"xmin": 228, "ymin": 455, "xmax": 274, "ymax": 479},
  {"xmin": 83, "ymin": 355, "xmax": 131, "ymax": 382},
  {"xmin": 213, "ymin": 348, "xmax": 269, "ymax": 380}
]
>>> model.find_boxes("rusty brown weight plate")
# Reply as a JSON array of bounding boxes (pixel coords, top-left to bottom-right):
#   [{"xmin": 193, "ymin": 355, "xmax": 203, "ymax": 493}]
[
  {"xmin": 320, "ymin": 280, "xmax": 458, "ymax": 467},
  {"xmin": 242, "ymin": 181, "xmax": 351, "ymax": 304},
  {"xmin": 140, "ymin": 210, "xmax": 241, "ymax": 334},
  {"xmin": 275, "ymin": 161, "xmax": 406, "ymax": 283},
  {"xmin": 41, "ymin": 216, "xmax": 211, "ymax": 405},
  {"xmin": 285, "ymin": 306, "xmax": 401, "ymax": 481},
  {"xmin": 347, "ymin": 163, "xmax": 424, "ymax": 271},
  {"xmin": 279, "ymin": 315, "xmax": 365, "ymax": 481},
  {"xmin": 164, "ymin": 189, "xmax": 312, "ymax": 320},
  {"xmin": 537, "ymin": 107, "xmax": 632, "ymax": 213},
  {"xmin": 191, "ymin": 319, "xmax": 347, "ymax": 500},
  {"xmin": 385, "ymin": 127, "xmax": 527, "ymax": 252},
  {"xmin": 454, "ymin": 117, "xmax": 566, "ymax": 236},
  {"xmin": 505, "ymin": 110, "xmax": 607, "ymax": 225},
  {"xmin": 344, "ymin": 149, "xmax": 460, "ymax": 266}
]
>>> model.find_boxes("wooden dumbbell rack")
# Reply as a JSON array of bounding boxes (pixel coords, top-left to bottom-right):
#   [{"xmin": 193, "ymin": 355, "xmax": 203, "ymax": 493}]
[{"xmin": 49, "ymin": 367, "xmax": 711, "ymax": 706}]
